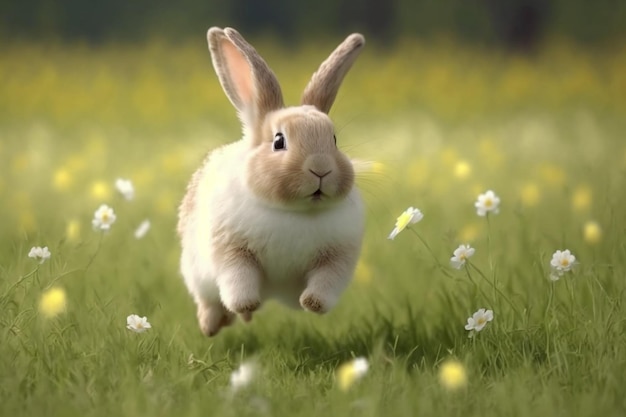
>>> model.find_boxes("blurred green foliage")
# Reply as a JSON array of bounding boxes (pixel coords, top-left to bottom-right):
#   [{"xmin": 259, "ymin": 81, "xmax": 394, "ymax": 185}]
[
  {"xmin": 1, "ymin": 37, "xmax": 625, "ymax": 136},
  {"xmin": 1, "ymin": 0, "xmax": 625, "ymax": 47},
  {"xmin": 1, "ymin": 21, "xmax": 626, "ymax": 417}
]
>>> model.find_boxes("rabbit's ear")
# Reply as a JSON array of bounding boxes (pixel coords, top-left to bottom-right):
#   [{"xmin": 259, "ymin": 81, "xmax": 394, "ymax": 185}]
[
  {"xmin": 207, "ymin": 27, "xmax": 284, "ymax": 125},
  {"xmin": 301, "ymin": 34, "xmax": 365, "ymax": 114}
]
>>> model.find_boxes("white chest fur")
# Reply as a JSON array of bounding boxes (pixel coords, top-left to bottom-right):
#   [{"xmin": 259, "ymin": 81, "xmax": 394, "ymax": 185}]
[
  {"xmin": 230, "ymin": 190, "xmax": 364, "ymax": 281},
  {"xmin": 187, "ymin": 141, "xmax": 364, "ymax": 302}
]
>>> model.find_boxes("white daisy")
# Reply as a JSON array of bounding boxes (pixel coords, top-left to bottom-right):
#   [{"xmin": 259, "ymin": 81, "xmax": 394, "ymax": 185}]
[
  {"xmin": 550, "ymin": 249, "xmax": 576, "ymax": 273},
  {"xmin": 549, "ymin": 272, "xmax": 562, "ymax": 282},
  {"xmin": 92, "ymin": 204, "xmax": 116, "ymax": 231},
  {"xmin": 134, "ymin": 219, "xmax": 151, "ymax": 239},
  {"xmin": 450, "ymin": 244, "xmax": 475, "ymax": 269},
  {"xmin": 126, "ymin": 314, "xmax": 152, "ymax": 333},
  {"xmin": 387, "ymin": 207, "xmax": 423, "ymax": 240},
  {"xmin": 465, "ymin": 308, "xmax": 494, "ymax": 333},
  {"xmin": 115, "ymin": 178, "xmax": 135, "ymax": 201},
  {"xmin": 548, "ymin": 249, "xmax": 576, "ymax": 281},
  {"xmin": 352, "ymin": 357, "xmax": 369, "ymax": 376},
  {"xmin": 474, "ymin": 190, "xmax": 500, "ymax": 216},
  {"xmin": 230, "ymin": 362, "xmax": 256, "ymax": 391},
  {"xmin": 28, "ymin": 246, "xmax": 51, "ymax": 264}
]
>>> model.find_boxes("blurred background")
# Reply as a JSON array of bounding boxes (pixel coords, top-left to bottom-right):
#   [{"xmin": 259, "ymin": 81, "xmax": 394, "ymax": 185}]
[
  {"xmin": 2, "ymin": 0, "xmax": 625, "ymax": 47},
  {"xmin": 0, "ymin": 0, "xmax": 623, "ymax": 265},
  {"xmin": 2, "ymin": 4, "xmax": 626, "ymax": 414}
]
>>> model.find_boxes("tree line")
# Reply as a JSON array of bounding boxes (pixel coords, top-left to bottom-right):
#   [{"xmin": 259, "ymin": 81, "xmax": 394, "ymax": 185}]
[{"xmin": 1, "ymin": 0, "xmax": 623, "ymax": 49}]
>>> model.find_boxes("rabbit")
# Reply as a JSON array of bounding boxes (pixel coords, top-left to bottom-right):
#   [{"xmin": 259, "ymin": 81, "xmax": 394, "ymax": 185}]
[{"xmin": 177, "ymin": 27, "xmax": 366, "ymax": 337}]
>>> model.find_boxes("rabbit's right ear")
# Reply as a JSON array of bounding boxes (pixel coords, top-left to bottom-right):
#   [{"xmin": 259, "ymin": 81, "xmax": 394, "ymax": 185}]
[
  {"xmin": 301, "ymin": 33, "xmax": 365, "ymax": 114},
  {"xmin": 207, "ymin": 27, "xmax": 284, "ymax": 127}
]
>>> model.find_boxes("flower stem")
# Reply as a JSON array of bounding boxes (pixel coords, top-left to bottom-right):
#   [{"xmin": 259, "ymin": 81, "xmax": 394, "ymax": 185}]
[
  {"xmin": 46, "ymin": 268, "xmax": 83, "ymax": 289},
  {"xmin": 409, "ymin": 228, "xmax": 453, "ymax": 279},
  {"xmin": 83, "ymin": 232, "xmax": 104, "ymax": 277},
  {"xmin": 469, "ymin": 262, "xmax": 523, "ymax": 320},
  {"xmin": 0, "ymin": 267, "xmax": 39, "ymax": 302},
  {"xmin": 545, "ymin": 280, "xmax": 555, "ymax": 321},
  {"xmin": 485, "ymin": 214, "xmax": 497, "ymax": 301},
  {"xmin": 465, "ymin": 264, "xmax": 495, "ymax": 306},
  {"xmin": 564, "ymin": 271, "xmax": 576, "ymax": 316}
]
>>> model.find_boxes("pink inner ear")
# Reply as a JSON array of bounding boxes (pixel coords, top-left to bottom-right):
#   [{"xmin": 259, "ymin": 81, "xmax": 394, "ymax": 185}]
[{"xmin": 222, "ymin": 40, "xmax": 254, "ymax": 107}]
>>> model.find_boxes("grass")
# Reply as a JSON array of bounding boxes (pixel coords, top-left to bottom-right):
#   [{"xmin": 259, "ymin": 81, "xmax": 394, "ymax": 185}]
[{"xmin": 1, "ymin": 35, "xmax": 626, "ymax": 416}]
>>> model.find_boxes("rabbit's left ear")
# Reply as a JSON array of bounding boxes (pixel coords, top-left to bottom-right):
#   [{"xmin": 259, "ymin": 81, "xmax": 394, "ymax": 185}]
[
  {"xmin": 301, "ymin": 34, "xmax": 365, "ymax": 114},
  {"xmin": 208, "ymin": 27, "xmax": 284, "ymax": 126}
]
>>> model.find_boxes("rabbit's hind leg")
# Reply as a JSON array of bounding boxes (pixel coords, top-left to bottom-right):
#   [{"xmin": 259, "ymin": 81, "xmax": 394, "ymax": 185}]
[{"xmin": 196, "ymin": 298, "xmax": 235, "ymax": 337}]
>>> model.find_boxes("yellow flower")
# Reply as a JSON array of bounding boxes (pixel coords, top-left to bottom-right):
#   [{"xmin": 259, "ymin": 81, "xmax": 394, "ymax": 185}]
[
  {"xmin": 438, "ymin": 359, "xmax": 467, "ymax": 390},
  {"xmin": 39, "ymin": 287, "xmax": 67, "ymax": 318},
  {"xmin": 53, "ymin": 168, "xmax": 73, "ymax": 191},
  {"xmin": 479, "ymin": 138, "xmax": 505, "ymax": 169},
  {"xmin": 354, "ymin": 259, "xmax": 372, "ymax": 284},
  {"xmin": 66, "ymin": 154, "xmax": 88, "ymax": 172},
  {"xmin": 161, "ymin": 153, "xmax": 184, "ymax": 174},
  {"xmin": 440, "ymin": 147, "xmax": 459, "ymax": 167},
  {"xmin": 90, "ymin": 180, "xmax": 112, "ymax": 201},
  {"xmin": 520, "ymin": 183, "xmax": 540, "ymax": 207},
  {"xmin": 351, "ymin": 160, "xmax": 386, "ymax": 176},
  {"xmin": 583, "ymin": 221, "xmax": 602, "ymax": 244},
  {"xmin": 453, "ymin": 161, "xmax": 471, "ymax": 180},
  {"xmin": 133, "ymin": 167, "xmax": 155, "ymax": 188},
  {"xmin": 336, "ymin": 357, "xmax": 369, "ymax": 391},
  {"xmin": 572, "ymin": 185, "xmax": 592, "ymax": 211},
  {"xmin": 407, "ymin": 158, "xmax": 430, "ymax": 188},
  {"xmin": 539, "ymin": 164, "xmax": 566, "ymax": 186},
  {"xmin": 388, "ymin": 207, "xmax": 423, "ymax": 240},
  {"xmin": 371, "ymin": 161, "xmax": 386, "ymax": 175},
  {"xmin": 66, "ymin": 219, "xmax": 81, "ymax": 242},
  {"xmin": 457, "ymin": 223, "xmax": 480, "ymax": 243},
  {"xmin": 156, "ymin": 190, "xmax": 177, "ymax": 215},
  {"xmin": 19, "ymin": 210, "xmax": 37, "ymax": 234}
]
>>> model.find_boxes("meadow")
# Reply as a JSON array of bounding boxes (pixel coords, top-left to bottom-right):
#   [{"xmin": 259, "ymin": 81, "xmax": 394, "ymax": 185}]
[{"xmin": 1, "ymin": 35, "xmax": 626, "ymax": 416}]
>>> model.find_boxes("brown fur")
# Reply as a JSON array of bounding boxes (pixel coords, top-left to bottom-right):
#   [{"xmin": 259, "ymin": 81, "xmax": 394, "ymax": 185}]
[
  {"xmin": 246, "ymin": 109, "xmax": 355, "ymax": 206},
  {"xmin": 301, "ymin": 34, "xmax": 365, "ymax": 114}
]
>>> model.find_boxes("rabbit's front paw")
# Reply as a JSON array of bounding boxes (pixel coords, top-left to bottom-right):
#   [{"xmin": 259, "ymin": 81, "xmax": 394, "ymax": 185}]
[
  {"xmin": 218, "ymin": 265, "xmax": 262, "ymax": 314},
  {"xmin": 221, "ymin": 292, "xmax": 261, "ymax": 315},
  {"xmin": 230, "ymin": 298, "xmax": 261, "ymax": 314},
  {"xmin": 299, "ymin": 290, "xmax": 330, "ymax": 314}
]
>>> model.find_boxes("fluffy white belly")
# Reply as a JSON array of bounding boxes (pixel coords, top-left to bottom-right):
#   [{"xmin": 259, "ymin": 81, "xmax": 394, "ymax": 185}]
[
  {"xmin": 183, "ymin": 142, "xmax": 364, "ymax": 307},
  {"xmin": 227, "ymin": 191, "xmax": 363, "ymax": 301}
]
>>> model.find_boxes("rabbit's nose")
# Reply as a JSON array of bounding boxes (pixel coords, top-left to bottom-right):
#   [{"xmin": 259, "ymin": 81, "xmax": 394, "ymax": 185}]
[
  {"xmin": 305, "ymin": 154, "xmax": 335, "ymax": 178},
  {"xmin": 309, "ymin": 169, "xmax": 332, "ymax": 178}
]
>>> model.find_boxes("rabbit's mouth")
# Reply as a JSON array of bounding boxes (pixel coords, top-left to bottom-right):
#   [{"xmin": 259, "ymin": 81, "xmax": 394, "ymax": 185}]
[{"xmin": 310, "ymin": 189, "xmax": 324, "ymax": 201}]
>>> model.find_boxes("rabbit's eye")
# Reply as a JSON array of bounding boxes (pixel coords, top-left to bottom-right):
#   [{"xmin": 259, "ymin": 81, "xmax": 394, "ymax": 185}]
[{"xmin": 273, "ymin": 133, "xmax": 287, "ymax": 151}]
